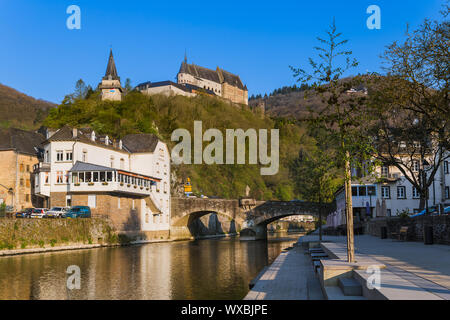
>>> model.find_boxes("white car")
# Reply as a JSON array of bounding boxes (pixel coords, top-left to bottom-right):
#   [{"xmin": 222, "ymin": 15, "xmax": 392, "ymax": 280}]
[
  {"xmin": 31, "ymin": 208, "xmax": 48, "ymax": 218},
  {"xmin": 45, "ymin": 207, "xmax": 69, "ymax": 218}
]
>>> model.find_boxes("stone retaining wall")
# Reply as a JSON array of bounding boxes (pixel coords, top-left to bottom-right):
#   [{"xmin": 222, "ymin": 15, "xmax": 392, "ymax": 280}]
[
  {"xmin": 0, "ymin": 217, "xmax": 118, "ymax": 250},
  {"xmin": 365, "ymin": 216, "xmax": 450, "ymax": 244}
]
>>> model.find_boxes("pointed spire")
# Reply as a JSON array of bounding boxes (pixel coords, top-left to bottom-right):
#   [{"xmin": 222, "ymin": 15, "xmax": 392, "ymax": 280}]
[
  {"xmin": 184, "ymin": 49, "xmax": 187, "ymax": 63},
  {"xmin": 103, "ymin": 49, "xmax": 120, "ymax": 80}
]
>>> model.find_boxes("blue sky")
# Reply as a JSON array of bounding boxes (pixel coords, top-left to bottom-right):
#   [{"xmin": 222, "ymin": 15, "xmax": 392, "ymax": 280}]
[{"xmin": 0, "ymin": 0, "xmax": 445, "ymax": 103}]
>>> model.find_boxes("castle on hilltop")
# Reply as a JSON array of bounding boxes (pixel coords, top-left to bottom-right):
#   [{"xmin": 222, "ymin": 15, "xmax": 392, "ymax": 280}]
[
  {"xmin": 97, "ymin": 50, "xmax": 249, "ymax": 105},
  {"xmin": 137, "ymin": 54, "xmax": 248, "ymax": 105}
]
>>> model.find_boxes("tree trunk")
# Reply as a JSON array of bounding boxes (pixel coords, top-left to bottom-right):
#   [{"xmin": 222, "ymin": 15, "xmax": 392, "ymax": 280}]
[
  {"xmin": 344, "ymin": 152, "xmax": 355, "ymax": 263},
  {"xmin": 319, "ymin": 184, "xmax": 323, "ymax": 242}
]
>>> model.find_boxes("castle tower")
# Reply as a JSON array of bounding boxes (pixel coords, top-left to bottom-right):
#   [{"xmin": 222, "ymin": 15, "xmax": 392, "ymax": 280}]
[{"xmin": 98, "ymin": 49, "xmax": 123, "ymax": 101}]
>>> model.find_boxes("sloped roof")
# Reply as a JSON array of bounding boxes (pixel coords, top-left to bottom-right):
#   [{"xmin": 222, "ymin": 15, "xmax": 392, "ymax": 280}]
[
  {"xmin": 178, "ymin": 61, "xmax": 246, "ymax": 90},
  {"xmin": 0, "ymin": 128, "xmax": 44, "ymax": 156},
  {"xmin": 179, "ymin": 61, "xmax": 221, "ymax": 83},
  {"xmin": 70, "ymin": 161, "xmax": 113, "ymax": 172},
  {"xmin": 103, "ymin": 49, "xmax": 120, "ymax": 81},
  {"xmin": 217, "ymin": 68, "xmax": 245, "ymax": 90},
  {"xmin": 122, "ymin": 133, "xmax": 159, "ymax": 153}
]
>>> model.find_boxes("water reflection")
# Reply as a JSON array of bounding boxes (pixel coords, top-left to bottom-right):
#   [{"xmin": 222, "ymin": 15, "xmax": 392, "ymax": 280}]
[{"xmin": 0, "ymin": 232, "xmax": 301, "ymax": 300}]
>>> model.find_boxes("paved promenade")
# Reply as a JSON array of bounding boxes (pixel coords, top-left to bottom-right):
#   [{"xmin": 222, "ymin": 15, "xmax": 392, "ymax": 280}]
[
  {"xmin": 244, "ymin": 246, "xmax": 324, "ymax": 300},
  {"xmin": 245, "ymin": 234, "xmax": 450, "ymax": 300},
  {"xmin": 304, "ymin": 234, "xmax": 450, "ymax": 299}
]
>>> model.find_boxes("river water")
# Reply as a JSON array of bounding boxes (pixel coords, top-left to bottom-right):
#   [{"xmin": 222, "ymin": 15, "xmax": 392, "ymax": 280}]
[{"xmin": 0, "ymin": 232, "xmax": 302, "ymax": 300}]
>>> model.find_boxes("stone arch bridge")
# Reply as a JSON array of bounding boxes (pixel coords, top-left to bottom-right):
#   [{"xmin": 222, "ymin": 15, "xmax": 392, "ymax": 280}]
[{"xmin": 170, "ymin": 197, "xmax": 334, "ymax": 240}]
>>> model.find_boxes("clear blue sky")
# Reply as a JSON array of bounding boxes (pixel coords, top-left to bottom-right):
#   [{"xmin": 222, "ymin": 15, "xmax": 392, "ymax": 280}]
[{"xmin": 0, "ymin": 0, "xmax": 445, "ymax": 103}]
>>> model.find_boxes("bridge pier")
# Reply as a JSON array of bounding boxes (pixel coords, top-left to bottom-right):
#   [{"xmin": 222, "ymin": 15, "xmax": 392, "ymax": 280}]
[
  {"xmin": 170, "ymin": 226, "xmax": 194, "ymax": 241},
  {"xmin": 240, "ymin": 224, "xmax": 267, "ymax": 241}
]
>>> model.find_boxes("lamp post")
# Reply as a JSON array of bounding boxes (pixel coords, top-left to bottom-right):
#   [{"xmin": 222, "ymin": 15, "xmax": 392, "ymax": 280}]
[{"xmin": 368, "ymin": 187, "xmax": 374, "ymax": 218}]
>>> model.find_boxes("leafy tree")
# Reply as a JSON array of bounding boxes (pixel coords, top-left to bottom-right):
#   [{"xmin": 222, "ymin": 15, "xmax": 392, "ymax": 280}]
[
  {"xmin": 290, "ymin": 19, "xmax": 374, "ymax": 262},
  {"xmin": 290, "ymin": 129, "xmax": 341, "ymax": 240},
  {"xmin": 367, "ymin": 7, "xmax": 449, "ymax": 211},
  {"xmin": 124, "ymin": 78, "xmax": 133, "ymax": 92}
]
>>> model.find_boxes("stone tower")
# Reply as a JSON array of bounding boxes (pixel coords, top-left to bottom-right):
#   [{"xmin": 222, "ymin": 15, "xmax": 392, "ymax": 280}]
[{"xmin": 98, "ymin": 49, "xmax": 123, "ymax": 101}]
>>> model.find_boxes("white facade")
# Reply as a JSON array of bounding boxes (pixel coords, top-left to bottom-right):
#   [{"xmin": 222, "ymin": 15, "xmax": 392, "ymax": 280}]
[
  {"xmin": 335, "ymin": 154, "xmax": 450, "ymax": 218},
  {"xmin": 33, "ymin": 128, "xmax": 171, "ymax": 233},
  {"xmin": 140, "ymin": 84, "xmax": 195, "ymax": 98},
  {"xmin": 177, "ymin": 72, "xmax": 222, "ymax": 95}
]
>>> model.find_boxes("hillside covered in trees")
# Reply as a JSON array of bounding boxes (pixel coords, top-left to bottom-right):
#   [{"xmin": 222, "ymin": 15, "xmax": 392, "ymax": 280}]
[{"xmin": 0, "ymin": 83, "xmax": 55, "ymax": 129}]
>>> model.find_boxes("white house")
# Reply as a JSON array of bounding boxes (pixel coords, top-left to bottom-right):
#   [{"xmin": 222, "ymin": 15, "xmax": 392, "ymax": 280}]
[
  {"xmin": 33, "ymin": 126, "xmax": 171, "ymax": 236},
  {"xmin": 334, "ymin": 153, "xmax": 450, "ymax": 221}
]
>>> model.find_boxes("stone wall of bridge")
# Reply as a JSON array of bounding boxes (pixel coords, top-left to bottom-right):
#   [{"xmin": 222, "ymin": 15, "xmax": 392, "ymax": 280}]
[{"xmin": 170, "ymin": 198, "xmax": 334, "ymax": 240}]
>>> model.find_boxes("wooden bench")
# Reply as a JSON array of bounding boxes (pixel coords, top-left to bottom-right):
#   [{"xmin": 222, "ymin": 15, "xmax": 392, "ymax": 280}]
[{"xmin": 391, "ymin": 226, "xmax": 409, "ymax": 241}]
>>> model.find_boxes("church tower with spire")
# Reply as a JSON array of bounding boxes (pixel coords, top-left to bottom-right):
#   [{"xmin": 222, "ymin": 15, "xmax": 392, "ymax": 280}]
[{"xmin": 98, "ymin": 49, "xmax": 123, "ymax": 101}]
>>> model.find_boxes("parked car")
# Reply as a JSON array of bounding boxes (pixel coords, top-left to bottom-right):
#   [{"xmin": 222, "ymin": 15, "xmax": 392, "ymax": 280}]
[
  {"xmin": 15, "ymin": 208, "xmax": 34, "ymax": 218},
  {"xmin": 65, "ymin": 206, "xmax": 91, "ymax": 218},
  {"xmin": 411, "ymin": 205, "xmax": 448, "ymax": 218},
  {"xmin": 45, "ymin": 207, "xmax": 69, "ymax": 218},
  {"xmin": 31, "ymin": 208, "xmax": 48, "ymax": 218}
]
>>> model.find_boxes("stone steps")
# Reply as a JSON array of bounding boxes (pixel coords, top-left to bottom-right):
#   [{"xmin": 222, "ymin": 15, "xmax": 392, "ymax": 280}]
[{"xmin": 338, "ymin": 277, "xmax": 363, "ymax": 296}]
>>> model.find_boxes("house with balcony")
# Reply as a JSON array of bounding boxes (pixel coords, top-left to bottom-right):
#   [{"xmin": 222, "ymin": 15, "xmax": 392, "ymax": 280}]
[{"xmin": 33, "ymin": 126, "xmax": 171, "ymax": 237}]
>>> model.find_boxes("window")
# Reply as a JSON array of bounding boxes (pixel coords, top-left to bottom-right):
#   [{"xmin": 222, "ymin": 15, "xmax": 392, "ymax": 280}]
[
  {"xmin": 367, "ymin": 186, "xmax": 376, "ymax": 196},
  {"xmin": 26, "ymin": 194, "xmax": 30, "ymax": 202},
  {"xmin": 20, "ymin": 164, "xmax": 24, "ymax": 172},
  {"xmin": 88, "ymin": 195, "xmax": 96, "ymax": 208},
  {"xmin": 45, "ymin": 173, "xmax": 49, "ymax": 184},
  {"xmin": 65, "ymin": 171, "xmax": 69, "ymax": 183},
  {"xmin": 20, "ymin": 178, "xmax": 24, "ymax": 186},
  {"xmin": 381, "ymin": 166, "xmax": 389, "ymax": 178},
  {"xmin": 26, "ymin": 179, "xmax": 30, "ymax": 187},
  {"xmin": 56, "ymin": 151, "xmax": 64, "ymax": 162},
  {"xmin": 381, "ymin": 186, "xmax": 390, "ymax": 199},
  {"xmin": 100, "ymin": 172, "xmax": 106, "ymax": 182},
  {"xmin": 446, "ymin": 186, "xmax": 449, "ymax": 199},
  {"xmin": 56, "ymin": 171, "xmax": 63, "ymax": 184},
  {"xmin": 110, "ymin": 156, "xmax": 115, "ymax": 168},
  {"xmin": 397, "ymin": 186, "xmax": 406, "ymax": 199},
  {"xmin": 93, "ymin": 172, "xmax": 99, "ymax": 182},
  {"xmin": 387, "ymin": 209, "xmax": 392, "ymax": 217},
  {"xmin": 351, "ymin": 186, "xmax": 358, "ymax": 196},
  {"xmin": 412, "ymin": 160, "xmax": 420, "ymax": 172},
  {"xmin": 164, "ymin": 182, "xmax": 168, "ymax": 193},
  {"xmin": 26, "ymin": 165, "xmax": 30, "ymax": 172},
  {"xmin": 120, "ymin": 158, "xmax": 124, "ymax": 169},
  {"xmin": 412, "ymin": 187, "xmax": 420, "ymax": 199},
  {"xmin": 44, "ymin": 150, "xmax": 49, "ymax": 163},
  {"xmin": 66, "ymin": 195, "xmax": 72, "ymax": 207},
  {"xmin": 444, "ymin": 161, "xmax": 449, "ymax": 174},
  {"xmin": 358, "ymin": 186, "xmax": 366, "ymax": 196},
  {"xmin": 107, "ymin": 172, "xmax": 113, "ymax": 182}
]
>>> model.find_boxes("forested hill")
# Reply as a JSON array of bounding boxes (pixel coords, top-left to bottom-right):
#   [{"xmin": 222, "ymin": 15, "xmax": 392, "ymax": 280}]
[
  {"xmin": 249, "ymin": 81, "xmax": 367, "ymax": 119},
  {"xmin": 0, "ymin": 83, "xmax": 55, "ymax": 129}
]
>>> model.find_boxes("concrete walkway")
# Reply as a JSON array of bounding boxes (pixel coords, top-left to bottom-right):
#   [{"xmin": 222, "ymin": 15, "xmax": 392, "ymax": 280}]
[
  {"xmin": 303, "ymin": 234, "xmax": 450, "ymax": 299},
  {"xmin": 244, "ymin": 246, "xmax": 324, "ymax": 300}
]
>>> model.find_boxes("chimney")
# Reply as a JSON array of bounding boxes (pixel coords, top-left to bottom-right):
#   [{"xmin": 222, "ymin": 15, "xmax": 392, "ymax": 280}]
[
  {"xmin": 72, "ymin": 128, "xmax": 78, "ymax": 138},
  {"xmin": 119, "ymin": 140, "xmax": 122, "ymax": 150},
  {"xmin": 105, "ymin": 135, "xmax": 109, "ymax": 145}
]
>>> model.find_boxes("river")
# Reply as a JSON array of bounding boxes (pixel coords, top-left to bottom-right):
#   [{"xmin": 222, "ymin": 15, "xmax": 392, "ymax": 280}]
[{"xmin": 0, "ymin": 232, "xmax": 303, "ymax": 300}]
